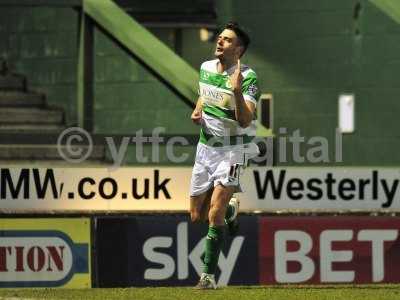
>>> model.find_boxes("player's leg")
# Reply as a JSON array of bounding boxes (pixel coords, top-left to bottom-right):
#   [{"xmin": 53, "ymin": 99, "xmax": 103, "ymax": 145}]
[
  {"xmin": 224, "ymin": 152, "xmax": 252, "ymax": 235},
  {"xmin": 200, "ymin": 187, "xmax": 213, "ymax": 221},
  {"xmin": 190, "ymin": 142, "xmax": 214, "ymax": 223},
  {"xmin": 196, "ymin": 184, "xmax": 234, "ymax": 289},
  {"xmin": 224, "ymin": 165, "xmax": 242, "ymax": 226},
  {"xmin": 190, "ymin": 187, "xmax": 213, "ymax": 223},
  {"xmin": 225, "ymin": 143, "xmax": 259, "ymax": 232},
  {"xmin": 209, "ymin": 184, "xmax": 234, "ymax": 226},
  {"xmin": 225, "ymin": 196, "xmax": 240, "ymax": 235},
  {"xmin": 225, "ymin": 196, "xmax": 237, "ymax": 222}
]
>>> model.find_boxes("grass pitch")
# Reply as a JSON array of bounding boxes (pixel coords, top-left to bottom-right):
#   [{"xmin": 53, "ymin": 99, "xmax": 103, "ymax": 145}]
[{"xmin": 0, "ymin": 285, "xmax": 399, "ymax": 300}]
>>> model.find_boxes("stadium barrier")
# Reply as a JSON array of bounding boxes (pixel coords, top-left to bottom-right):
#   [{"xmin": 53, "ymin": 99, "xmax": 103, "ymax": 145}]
[
  {"xmin": 95, "ymin": 215, "xmax": 259, "ymax": 287},
  {"xmin": 95, "ymin": 215, "xmax": 400, "ymax": 287},
  {"xmin": 1, "ymin": 214, "xmax": 400, "ymax": 287},
  {"xmin": 1, "ymin": 165, "xmax": 400, "ymax": 287},
  {"xmin": 1, "ymin": 167, "xmax": 399, "ymax": 212},
  {"xmin": 0, "ymin": 218, "xmax": 91, "ymax": 288}
]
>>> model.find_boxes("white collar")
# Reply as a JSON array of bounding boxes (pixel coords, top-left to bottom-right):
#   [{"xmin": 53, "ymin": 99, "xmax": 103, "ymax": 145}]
[{"xmin": 215, "ymin": 59, "xmax": 237, "ymax": 75}]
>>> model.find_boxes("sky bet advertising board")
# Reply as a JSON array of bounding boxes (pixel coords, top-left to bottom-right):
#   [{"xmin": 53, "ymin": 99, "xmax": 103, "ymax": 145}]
[
  {"xmin": 96, "ymin": 215, "xmax": 400, "ymax": 287},
  {"xmin": 95, "ymin": 215, "xmax": 259, "ymax": 287}
]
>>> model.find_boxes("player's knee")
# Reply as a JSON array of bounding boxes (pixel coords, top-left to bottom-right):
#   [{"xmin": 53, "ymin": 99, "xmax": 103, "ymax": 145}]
[{"xmin": 208, "ymin": 206, "xmax": 224, "ymax": 225}]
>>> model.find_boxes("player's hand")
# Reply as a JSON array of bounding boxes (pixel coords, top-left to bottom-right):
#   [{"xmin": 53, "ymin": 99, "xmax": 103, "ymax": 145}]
[
  {"xmin": 229, "ymin": 59, "xmax": 243, "ymax": 93},
  {"xmin": 191, "ymin": 109, "xmax": 202, "ymax": 125}
]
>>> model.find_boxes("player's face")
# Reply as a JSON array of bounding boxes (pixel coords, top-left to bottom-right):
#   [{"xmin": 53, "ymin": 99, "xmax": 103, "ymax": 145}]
[{"xmin": 214, "ymin": 29, "xmax": 242, "ymax": 61}]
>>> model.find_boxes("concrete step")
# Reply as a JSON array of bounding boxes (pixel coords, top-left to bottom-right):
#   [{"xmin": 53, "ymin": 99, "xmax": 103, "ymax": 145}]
[
  {"xmin": 0, "ymin": 74, "xmax": 25, "ymax": 91},
  {"xmin": 0, "ymin": 144, "xmax": 105, "ymax": 161},
  {"xmin": 0, "ymin": 124, "xmax": 65, "ymax": 134},
  {"xmin": 0, "ymin": 107, "xmax": 64, "ymax": 124},
  {"xmin": 0, "ymin": 91, "xmax": 45, "ymax": 107}
]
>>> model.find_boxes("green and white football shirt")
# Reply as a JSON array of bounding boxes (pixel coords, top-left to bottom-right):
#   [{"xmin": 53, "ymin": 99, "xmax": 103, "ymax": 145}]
[{"xmin": 198, "ymin": 59, "xmax": 261, "ymax": 147}]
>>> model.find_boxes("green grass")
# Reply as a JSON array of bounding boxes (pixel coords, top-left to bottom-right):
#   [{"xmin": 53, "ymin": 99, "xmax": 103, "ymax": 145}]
[{"xmin": 1, "ymin": 285, "xmax": 400, "ymax": 300}]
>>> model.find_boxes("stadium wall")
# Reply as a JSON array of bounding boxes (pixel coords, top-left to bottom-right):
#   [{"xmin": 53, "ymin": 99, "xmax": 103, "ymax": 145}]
[
  {"xmin": 0, "ymin": 5, "xmax": 209, "ymax": 135},
  {"xmin": 217, "ymin": 0, "xmax": 400, "ymax": 166},
  {"xmin": 1, "ymin": 1, "xmax": 399, "ymax": 166},
  {"xmin": 0, "ymin": 7, "xmax": 78, "ymax": 127}
]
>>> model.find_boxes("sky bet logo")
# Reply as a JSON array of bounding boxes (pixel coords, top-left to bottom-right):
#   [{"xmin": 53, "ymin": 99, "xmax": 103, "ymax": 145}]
[
  {"xmin": 0, "ymin": 231, "xmax": 88, "ymax": 287},
  {"xmin": 142, "ymin": 222, "xmax": 244, "ymax": 286}
]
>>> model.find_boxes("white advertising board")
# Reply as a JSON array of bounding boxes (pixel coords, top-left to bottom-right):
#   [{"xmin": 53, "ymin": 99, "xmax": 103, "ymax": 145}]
[{"xmin": 0, "ymin": 167, "xmax": 399, "ymax": 212}]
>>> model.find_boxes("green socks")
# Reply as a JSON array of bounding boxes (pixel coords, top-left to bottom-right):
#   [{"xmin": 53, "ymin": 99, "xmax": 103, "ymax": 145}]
[
  {"xmin": 202, "ymin": 203, "xmax": 235, "ymax": 274},
  {"xmin": 203, "ymin": 225, "xmax": 224, "ymax": 274}
]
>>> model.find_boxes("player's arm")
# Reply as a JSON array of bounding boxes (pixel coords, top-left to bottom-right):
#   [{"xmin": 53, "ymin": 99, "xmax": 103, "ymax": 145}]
[
  {"xmin": 230, "ymin": 60, "xmax": 255, "ymax": 128},
  {"xmin": 191, "ymin": 97, "xmax": 203, "ymax": 125}
]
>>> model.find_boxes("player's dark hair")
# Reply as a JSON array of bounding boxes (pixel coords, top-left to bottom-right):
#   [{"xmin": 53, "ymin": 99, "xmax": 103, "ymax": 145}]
[{"xmin": 224, "ymin": 21, "xmax": 250, "ymax": 56}]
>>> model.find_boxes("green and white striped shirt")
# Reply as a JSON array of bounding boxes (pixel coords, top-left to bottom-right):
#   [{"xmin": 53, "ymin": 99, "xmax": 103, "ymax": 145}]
[{"xmin": 198, "ymin": 59, "xmax": 261, "ymax": 148}]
